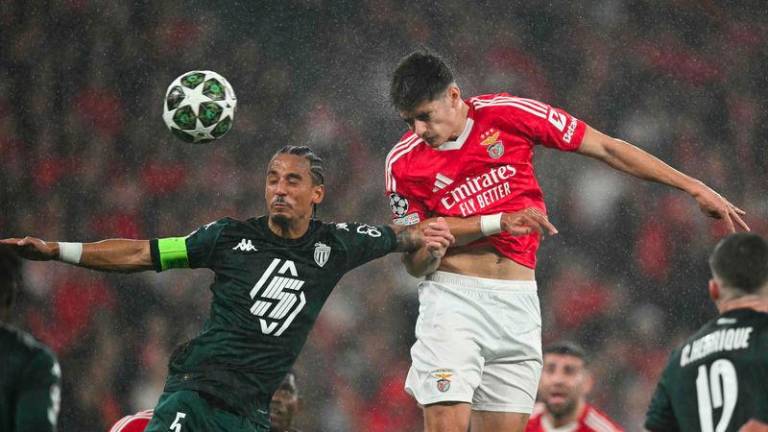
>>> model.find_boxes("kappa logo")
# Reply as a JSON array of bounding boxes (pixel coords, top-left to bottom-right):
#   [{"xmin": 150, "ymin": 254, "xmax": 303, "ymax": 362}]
[
  {"xmin": 232, "ymin": 239, "xmax": 258, "ymax": 252},
  {"xmin": 480, "ymin": 129, "xmax": 504, "ymax": 159},
  {"xmin": 314, "ymin": 242, "xmax": 331, "ymax": 267}
]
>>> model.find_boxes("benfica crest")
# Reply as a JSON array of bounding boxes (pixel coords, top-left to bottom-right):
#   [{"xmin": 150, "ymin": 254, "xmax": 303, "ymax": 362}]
[
  {"xmin": 431, "ymin": 369, "xmax": 453, "ymax": 393},
  {"xmin": 481, "ymin": 129, "xmax": 504, "ymax": 159},
  {"xmin": 314, "ymin": 242, "xmax": 331, "ymax": 267}
]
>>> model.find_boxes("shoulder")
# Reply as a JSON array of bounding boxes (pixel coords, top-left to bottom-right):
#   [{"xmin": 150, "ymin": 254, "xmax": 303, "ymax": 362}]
[
  {"xmin": 1, "ymin": 325, "xmax": 57, "ymax": 364},
  {"xmin": 583, "ymin": 404, "xmax": 623, "ymax": 432},
  {"xmin": 109, "ymin": 410, "xmax": 154, "ymax": 432},
  {"xmin": 385, "ymin": 131, "xmax": 425, "ymax": 192},
  {"xmin": 320, "ymin": 221, "xmax": 391, "ymax": 239},
  {"xmin": 469, "ymin": 93, "xmax": 550, "ymax": 120}
]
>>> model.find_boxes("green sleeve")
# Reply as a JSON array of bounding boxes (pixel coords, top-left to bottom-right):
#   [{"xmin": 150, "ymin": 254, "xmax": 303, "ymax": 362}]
[
  {"xmin": 336, "ymin": 223, "xmax": 397, "ymax": 270},
  {"xmin": 150, "ymin": 218, "xmax": 231, "ymax": 271},
  {"xmin": 644, "ymin": 359, "xmax": 680, "ymax": 432},
  {"xmin": 15, "ymin": 350, "xmax": 60, "ymax": 432}
]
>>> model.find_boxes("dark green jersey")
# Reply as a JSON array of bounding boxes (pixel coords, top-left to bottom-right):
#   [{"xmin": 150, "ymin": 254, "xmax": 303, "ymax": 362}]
[
  {"xmin": 150, "ymin": 216, "xmax": 397, "ymax": 425},
  {"xmin": 645, "ymin": 308, "xmax": 768, "ymax": 432},
  {"xmin": 0, "ymin": 324, "xmax": 61, "ymax": 432}
]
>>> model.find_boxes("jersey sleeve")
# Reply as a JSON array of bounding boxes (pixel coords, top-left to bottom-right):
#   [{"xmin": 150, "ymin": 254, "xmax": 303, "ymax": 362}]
[
  {"xmin": 385, "ymin": 136, "xmax": 430, "ymax": 226},
  {"xmin": 150, "ymin": 218, "xmax": 231, "ymax": 271},
  {"xmin": 387, "ymin": 191, "xmax": 429, "ymax": 226},
  {"xmin": 500, "ymin": 97, "xmax": 587, "ymax": 152},
  {"xmin": 334, "ymin": 222, "xmax": 398, "ymax": 270},
  {"xmin": 15, "ymin": 350, "xmax": 61, "ymax": 432},
  {"xmin": 644, "ymin": 359, "xmax": 680, "ymax": 432}
]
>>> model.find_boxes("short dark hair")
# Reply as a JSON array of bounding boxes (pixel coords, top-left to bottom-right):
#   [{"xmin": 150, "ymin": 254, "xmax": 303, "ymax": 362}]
[
  {"xmin": 709, "ymin": 233, "xmax": 768, "ymax": 294},
  {"xmin": 273, "ymin": 145, "xmax": 325, "ymax": 186},
  {"xmin": 544, "ymin": 341, "xmax": 589, "ymax": 365},
  {"xmin": 0, "ymin": 245, "xmax": 22, "ymax": 309},
  {"xmin": 390, "ymin": 51, "xmax": 455, "ymax": 112}
]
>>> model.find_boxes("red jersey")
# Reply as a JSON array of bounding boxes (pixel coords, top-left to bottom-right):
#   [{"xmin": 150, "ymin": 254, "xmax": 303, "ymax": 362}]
[
  {"xmin": 108, "ymin": 410, "xmax": 153, "ymax": 432},
  {"xmin": 385, "ymin": 93, "xmax": 587, "ymax": 268},
  {"xmin": 525, "ymin": 403, "xmax": 624, "ymax": 432}
]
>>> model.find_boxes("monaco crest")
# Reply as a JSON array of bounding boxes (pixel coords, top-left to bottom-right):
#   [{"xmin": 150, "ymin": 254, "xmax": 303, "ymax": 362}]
[{"xmin": 314, "ymin": 242, "xmax": 331, "ymax": 267}]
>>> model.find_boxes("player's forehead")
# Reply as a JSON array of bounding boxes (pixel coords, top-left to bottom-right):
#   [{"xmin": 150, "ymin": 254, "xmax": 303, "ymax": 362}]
[
  {"xmin": 267, "ymin": 154, "xmax": 311, "ymax": 177},
  {"xmin": 544, "ymin": 353, "xmax": 586, "ymax": 368},
  {"xmin": 399, "ymin": 96, "xmax": 444, "ymax": 120}
]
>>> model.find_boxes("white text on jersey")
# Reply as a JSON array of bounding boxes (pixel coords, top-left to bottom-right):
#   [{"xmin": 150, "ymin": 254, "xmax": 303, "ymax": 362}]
[
  {"xmin": 680, "ymin": 326, "xmax": 754, "ymax": 367},
  {"xmin": 440, "ymin": 165, "xmax": 517, "ymax": 216}
]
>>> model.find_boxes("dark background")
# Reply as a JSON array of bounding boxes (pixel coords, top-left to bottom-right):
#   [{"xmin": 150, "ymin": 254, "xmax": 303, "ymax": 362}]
[{"xmin": 1, "ymin": 1, "xmax": 766, "ymax": 430}]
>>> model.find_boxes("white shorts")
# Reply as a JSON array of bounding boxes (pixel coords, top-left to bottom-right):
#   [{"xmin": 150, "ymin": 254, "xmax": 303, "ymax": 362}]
[{"xmin": 405, "ymin": 271, "xmax": 542, "ymax": 413}]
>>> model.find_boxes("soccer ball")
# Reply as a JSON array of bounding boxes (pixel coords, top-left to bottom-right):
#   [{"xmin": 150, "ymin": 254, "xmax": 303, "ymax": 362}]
[{"xmin": 162, "ymin": 70, "xmax": 237, "ymax": 143}]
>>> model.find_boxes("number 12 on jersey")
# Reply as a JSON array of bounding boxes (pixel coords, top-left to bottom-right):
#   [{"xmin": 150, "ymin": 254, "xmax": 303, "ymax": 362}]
[{"xmin": 696, "ymin": 359, "xmax": 738, "ymax": 432}]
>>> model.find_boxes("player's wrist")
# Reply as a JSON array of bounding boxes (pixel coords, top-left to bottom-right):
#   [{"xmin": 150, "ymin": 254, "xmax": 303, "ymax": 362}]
[
  {"xmin": 480, "ymin": 213, "xmax": 502, "ymax": 236},
  {"xmin": 57, "ymin": 242, "xmax": 83, "ymax": 264}
]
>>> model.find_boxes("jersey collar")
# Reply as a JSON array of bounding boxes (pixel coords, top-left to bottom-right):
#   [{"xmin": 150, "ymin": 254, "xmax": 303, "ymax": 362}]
[{"xmin": 436, "ymin": 113, "xmax": 474, "ymax": 151}]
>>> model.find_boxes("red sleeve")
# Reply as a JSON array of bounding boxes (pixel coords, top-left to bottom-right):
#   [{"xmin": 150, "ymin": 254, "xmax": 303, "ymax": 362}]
[
  {"xmin": 385, "ymin": 133, "xmax": 430, "ymax": 226},
  {"xmin": 109, "ymin": 413, "xmax": 152, "ymax": 432},
  {"xmin": 496, "ymin": 96, "xmax": 587, "ymax": 151}
]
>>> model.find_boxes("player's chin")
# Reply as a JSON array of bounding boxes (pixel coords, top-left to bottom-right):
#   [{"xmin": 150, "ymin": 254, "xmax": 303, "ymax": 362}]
[{"xmin": 269, "ymin": 212, "xmax": 293, "ymax": 225}]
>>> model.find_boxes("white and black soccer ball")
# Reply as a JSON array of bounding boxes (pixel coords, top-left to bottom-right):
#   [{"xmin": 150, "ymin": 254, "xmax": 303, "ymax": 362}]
[
  {"xmin": 389, "ymin": 193, "xmax": 409, "ymax": 217},
  {"xmin": 162, "ymin": 70, "xmax": 237, "ymax": 143}
]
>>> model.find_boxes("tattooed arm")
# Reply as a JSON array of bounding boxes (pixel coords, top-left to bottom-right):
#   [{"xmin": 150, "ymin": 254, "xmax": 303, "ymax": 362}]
[{"xmin": 391, "ymin": 217, "xmax": 454, "ymax": 277}]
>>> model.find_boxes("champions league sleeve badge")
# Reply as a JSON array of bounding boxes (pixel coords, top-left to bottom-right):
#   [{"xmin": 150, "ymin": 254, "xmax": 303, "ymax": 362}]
[{"xmin": 389, "ymin": 193, "xmax": 409, "ymax": 217}]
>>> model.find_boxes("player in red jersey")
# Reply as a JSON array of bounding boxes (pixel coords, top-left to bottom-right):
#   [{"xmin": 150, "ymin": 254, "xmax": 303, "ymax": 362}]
[
  {"xmin": 526, "ymin": 342, "xmax": 622, "ymax": 432},
  {"xmin": 109, "ymin": 409, "xmax": 154, "ymax": 432},
  {"xmin": 108, "ymin": 372, "xmax": 302, "ymax": 432},
  {"xmin": 385, "ymin": 51, "xmax": 748, "ymax": 432}
]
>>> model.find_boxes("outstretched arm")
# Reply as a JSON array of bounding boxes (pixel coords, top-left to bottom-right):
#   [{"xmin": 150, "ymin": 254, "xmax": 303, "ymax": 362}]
[
  {"xmin": 0, "ymin": 237, "xmax": 153, "ymax": 272},
  {"xmin": 577, "ymin": 126, "xmax": 749, "ymax": 232}
]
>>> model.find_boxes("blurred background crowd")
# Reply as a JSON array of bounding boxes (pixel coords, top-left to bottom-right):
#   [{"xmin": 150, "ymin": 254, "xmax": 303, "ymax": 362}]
[{"xmin": 1, "ymin": 1, "xmax": 767, "ymax": 431}]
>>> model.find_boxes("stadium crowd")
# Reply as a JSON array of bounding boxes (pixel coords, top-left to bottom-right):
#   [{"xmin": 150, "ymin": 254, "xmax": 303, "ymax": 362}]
[{"xmin": 1, "ymin": 1, "xmax": 766, "ymax": 431}]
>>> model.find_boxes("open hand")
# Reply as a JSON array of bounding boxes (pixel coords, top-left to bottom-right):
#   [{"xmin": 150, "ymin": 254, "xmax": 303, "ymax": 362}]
[
  {"xmin": 423, "ymin": 217, "xmax": 455, "ymax": 259},
  {"xmin": 501, "ymin": 207, "xmax": 558, "ymax": 237},
  {"xmin": 691, "ymin": 183, "xmax": 749, "ymax": 232},
  {"xmin": 0, "ymin": 237, "xmax": 57, "ymax": 260}
]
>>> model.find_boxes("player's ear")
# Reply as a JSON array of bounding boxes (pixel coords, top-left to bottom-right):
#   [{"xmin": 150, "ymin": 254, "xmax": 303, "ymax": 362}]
[
  {"xmin": 448, "ymin": 85, "xmax": 461, "ymax": 106},
  {"xmin": 312, "ymin": 184, "xmax": 325, "ymax": 205},
  {"xmin": 583, "ymin": 370, "xmax": 594, "ymax": 396},
  {"xmin": 708, "ymin": 278, "xmax": 720, "ymax": 302}
]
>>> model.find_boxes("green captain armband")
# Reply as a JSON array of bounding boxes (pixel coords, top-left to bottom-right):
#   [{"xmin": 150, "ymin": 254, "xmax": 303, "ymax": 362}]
[{"xmin": 154, "ymin": 237, "xmax": 190, "ymax": 271}]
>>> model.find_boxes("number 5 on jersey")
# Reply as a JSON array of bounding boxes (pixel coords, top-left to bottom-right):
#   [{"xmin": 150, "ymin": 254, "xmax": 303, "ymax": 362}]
[
  {"xmin": 249, "ymin": 258, "xmax": 307, "ymax": 336},
  {"xmin": 169, "ymin": 412, "xmax": 186, "ymax": 432}
]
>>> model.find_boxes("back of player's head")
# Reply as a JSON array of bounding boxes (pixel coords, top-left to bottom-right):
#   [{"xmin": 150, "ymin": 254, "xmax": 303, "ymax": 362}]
[
  {"xmin": 273, "ymin": 145, "xmax": 325, "ymax": 187},
  {"xmin": 709, "ymin": 233, "xmax": 768, "ymax": 294},
  {"xmin": 0, "ymin": 245, "xmax": 22, "ymax": 310},
  {"xmin": 544, "ymin": 341, "xmax": 589, "ymax": 365},
  {"xmin": 390, "ymin": 51, "xmax": 455, "ymax": 113}
]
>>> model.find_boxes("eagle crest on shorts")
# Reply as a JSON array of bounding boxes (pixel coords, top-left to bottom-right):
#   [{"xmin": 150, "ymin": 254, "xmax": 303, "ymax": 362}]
[{"xmin": 432, "ymin": 370, "xmax": 453, "ymax": 393}]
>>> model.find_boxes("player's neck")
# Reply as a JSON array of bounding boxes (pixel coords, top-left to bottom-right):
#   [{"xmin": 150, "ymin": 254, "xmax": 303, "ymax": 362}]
[
  {"xmin": 449, "ymin": 100, "xmax": 470, "ymax": 140},
  {"xmin": 268, "ymin": 217, "xmax": 311, "ymax": 239},
  {"xmin": 718, "ymin": 293, "xmax": 768, "ymax": 314},
  {"xmin": 547, "ymin": 399, "xmax": 586, "ymax": 428}
]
